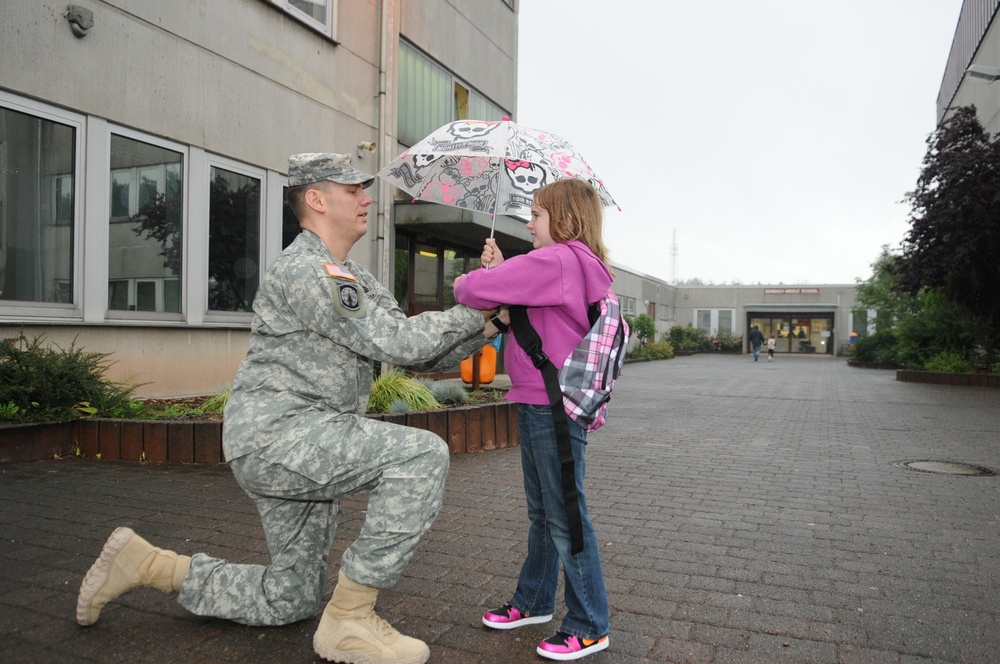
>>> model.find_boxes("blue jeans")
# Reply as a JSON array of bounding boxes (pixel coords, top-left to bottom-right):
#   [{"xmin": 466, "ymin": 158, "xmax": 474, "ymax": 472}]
[{"xmin": 511, "ymin": 404, "xmax": 610, "ymax": 640}]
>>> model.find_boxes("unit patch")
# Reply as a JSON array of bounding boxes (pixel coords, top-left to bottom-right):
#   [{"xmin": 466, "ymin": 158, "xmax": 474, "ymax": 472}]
[{"xmin": 338, "ymin": 283, "xmax": 361, "ymax": 311}]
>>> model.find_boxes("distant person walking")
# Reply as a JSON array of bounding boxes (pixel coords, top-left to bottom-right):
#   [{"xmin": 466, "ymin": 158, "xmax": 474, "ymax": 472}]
[
  {"xmin": 766, "ymin": 334, "xmax": 776, "ymax": 362},
  {"xmin": 749, "ymin": 325, "xmax": 764, "ymax": 362}
]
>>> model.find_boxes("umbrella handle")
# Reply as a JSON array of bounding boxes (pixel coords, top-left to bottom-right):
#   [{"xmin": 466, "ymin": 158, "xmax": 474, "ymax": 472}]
[{"xmin": 485, "ymin": 212, "xmax": 496, "ymax": 269}]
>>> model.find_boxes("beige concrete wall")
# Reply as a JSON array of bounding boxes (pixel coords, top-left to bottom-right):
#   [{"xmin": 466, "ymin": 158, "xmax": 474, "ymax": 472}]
[
  {"xmin": 0, "ymin": 0, "xmax": 380, "ymax": 172},
  {"xmin": 1, "ymin": 325, "xmax": 248, "ymax": 398}
]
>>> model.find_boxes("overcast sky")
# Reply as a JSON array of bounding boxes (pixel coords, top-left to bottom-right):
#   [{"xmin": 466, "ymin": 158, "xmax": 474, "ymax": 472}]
[{"xmin": 516, "ymin": 1, "xmax": 965, "ymax": 285}]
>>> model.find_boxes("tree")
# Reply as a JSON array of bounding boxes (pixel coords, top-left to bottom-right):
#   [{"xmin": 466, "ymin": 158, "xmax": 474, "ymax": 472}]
[
  {"xmin": 624, "ymin": 313, "xmax": 656, "ymax": 345},
  {"xmin": 854, "ymin": 246, "xmax": 917, "ymax": 333},
  {"xmin": 893, "ymin": 105, "xmax": 1000, "ymax": 357}
]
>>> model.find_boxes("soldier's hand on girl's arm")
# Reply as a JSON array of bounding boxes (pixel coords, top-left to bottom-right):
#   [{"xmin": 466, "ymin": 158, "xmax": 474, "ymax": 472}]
[{"xmin": 481, "ymin": 306, "xmax": 510, "ymax": 338}]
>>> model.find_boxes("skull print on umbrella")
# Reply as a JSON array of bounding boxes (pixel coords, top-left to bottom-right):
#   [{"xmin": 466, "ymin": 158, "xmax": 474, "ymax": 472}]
[{"xmin": 378, "ymin": 119, "xmax": 618, "ymax": 235}]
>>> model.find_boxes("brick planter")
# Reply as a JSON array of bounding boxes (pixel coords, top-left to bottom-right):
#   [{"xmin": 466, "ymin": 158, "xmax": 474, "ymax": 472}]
[
  {"xmin": 369, "ymin": 401, "xmax": 519, "ymax": 455},
  {"xmin": 0, "ymin": 402, "xmax": 520, "ymax": 465},
  {"xmin": 896, "ymin": 369, "xmax": 1000, "ymax": 388},
  {"xmin": 0, "ymin": 422, "xmax": 75, "ymax": 464}
]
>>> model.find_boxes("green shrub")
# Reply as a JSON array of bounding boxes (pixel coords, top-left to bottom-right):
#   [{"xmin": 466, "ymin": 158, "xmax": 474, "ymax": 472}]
[
  {"xmin": 368, "ymin": 370, "xmax": 441, "ymax": 413},
  {"xmin": 667, "ymin": 325, "xmax": 712, "ymax": 352},
  {"xmin": 627, "ymin": 340, "xmax": 674, "ymax": 361},
  {"xmin": 852, "ymin": 332, "xmax": 900, "ymax": 365},
  {"xmin": 711, "ymin": 331, "xmax": 743, "ymax": 353},
  {"xmin": 922, "ymin": 352, "xmax": 971, "ymax": 373},
  {"xmin": 0, "ymin": 333, "xmax": 138, "ymax": 423},
  {"xmin": 891, "ymin": 289, "xmax": 980, "ymax": 370}
]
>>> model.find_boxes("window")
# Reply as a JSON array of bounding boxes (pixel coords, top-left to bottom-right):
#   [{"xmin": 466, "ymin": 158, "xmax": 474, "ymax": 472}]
[
  {"xmin": 413, "ymin": 242, "xmax": 439, "ymax": 305},
  {"xmin": 443, "ymin": 248, "xmax": 469, "ymax": 307},
  {"xmin": 394, "ymin": 234, "xmax": 410, "ymax": 310},
  {"xmin": 396, "ymin": 235, "xmax": 475, "ymax": 315},
  {"xmin": 270, "ymin": 0, "xmax": 337, "ymax": 39},
  {"xmin": 468, "ymin": 89, "xmax": 505, "ymax": 122},
  {"xmin": 695, "ymin": 308, "xmax": 734, "ymax": 334},
  {"xmin": 108, "ymin": 135, "xmax": 184, "ymax": 313},
  {"xmin": 399, "ymin": 42, "xmax": 452, "ymax": 145},
  {"xmin": 0, "ymin": 104, "xmax": 77, "ymax": 305},
  {"xmin": 398, "ymin": 41, "xmax": 508, "ymax": 145},
  {"xmin": 696, "ymin": 309, "xmax": 711, "ymax": 334},
  {"xmin": 3, "ymin": 92, "xmax": 292, "ymax": 327},
  {"xmin": 718, "ymin": 309, "xmax": 733, "ymax": 334},
  {"xmin": 208, "ymin": 166, "xmax": 261, "ymax": 312}
]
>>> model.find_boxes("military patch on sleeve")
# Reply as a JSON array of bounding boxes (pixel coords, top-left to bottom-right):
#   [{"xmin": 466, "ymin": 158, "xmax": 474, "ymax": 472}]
[
  {"xmin": 337, "ymin": 283, "xmax": 361, "ymax": 311},
  {"xmin": 324, "ymin": 263, "xmax": 357, "ymax": 281}
]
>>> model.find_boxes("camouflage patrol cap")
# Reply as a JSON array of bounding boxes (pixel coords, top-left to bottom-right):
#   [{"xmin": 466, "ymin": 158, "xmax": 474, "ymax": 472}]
[{"xmin": 287, "ymin": 153, "xmax": 375, "ymax": 188}]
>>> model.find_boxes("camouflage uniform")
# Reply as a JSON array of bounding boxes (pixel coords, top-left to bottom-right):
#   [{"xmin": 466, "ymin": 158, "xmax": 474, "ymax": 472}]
[{"xmin": 176, "ymin": 159, "xmax": 486, "ymax": 626}]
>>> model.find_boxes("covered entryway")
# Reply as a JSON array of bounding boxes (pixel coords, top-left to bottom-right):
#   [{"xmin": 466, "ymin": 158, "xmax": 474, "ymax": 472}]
[{"xmin": 746, "ymin": 307, "xmax": 837, "ymax": 355}]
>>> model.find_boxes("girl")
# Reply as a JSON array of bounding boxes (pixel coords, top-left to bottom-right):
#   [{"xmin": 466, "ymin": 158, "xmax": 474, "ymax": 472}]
[{"xmin": 453, "ymin": 178, "xmax": 612, "ymax": 661}]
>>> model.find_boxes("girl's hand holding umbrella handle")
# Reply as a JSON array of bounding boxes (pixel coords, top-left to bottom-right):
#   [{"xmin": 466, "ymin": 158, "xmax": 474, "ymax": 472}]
[{"xmin": 481, "ymin": 238, "xmax": 505, "ymax": 269}]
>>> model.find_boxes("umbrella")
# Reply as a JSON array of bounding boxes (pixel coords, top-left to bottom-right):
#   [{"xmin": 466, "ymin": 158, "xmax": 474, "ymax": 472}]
[{"xmin": 377, "ymin": 119, "xmax": 618, "ymax": 236}]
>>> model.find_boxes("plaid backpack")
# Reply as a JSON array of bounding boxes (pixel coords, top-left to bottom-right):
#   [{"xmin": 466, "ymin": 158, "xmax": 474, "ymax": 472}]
[
  {"xmin": 509, "ymin": 288, "xmax": 629, "ymax": 554},
  {"xmin": 557, "ymin": 289, "xmax": 629, "ymax": 432}
]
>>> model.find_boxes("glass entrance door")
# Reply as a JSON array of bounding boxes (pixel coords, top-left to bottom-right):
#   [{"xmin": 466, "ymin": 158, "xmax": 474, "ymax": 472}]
[{"xmin": 749, "ymin": 316, "xmax": 834, "ymax": 354}]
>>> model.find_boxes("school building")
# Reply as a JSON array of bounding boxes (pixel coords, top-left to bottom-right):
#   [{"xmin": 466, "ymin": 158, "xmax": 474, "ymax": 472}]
[{"xmin": 608, "ymin": 265, "xmax": 863, "ymax": 357}]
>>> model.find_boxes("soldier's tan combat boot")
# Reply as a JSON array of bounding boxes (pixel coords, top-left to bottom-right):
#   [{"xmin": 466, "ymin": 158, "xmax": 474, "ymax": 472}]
[
  {"xmin": 313, "ymin": 569, "xmax": 430, "ymax": 664},
  {"xmin": 76, "ymin": 527, "xmax": 190, "ymax": 626}
]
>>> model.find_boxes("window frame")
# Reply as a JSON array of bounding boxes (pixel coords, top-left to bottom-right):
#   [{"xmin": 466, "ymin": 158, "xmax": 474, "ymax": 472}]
[
  {"xmin": 201, "ymin": 155, "xmax": 268, "ymax": 324},
  {"xmin": 269, "ymin": 0, "xmax": 338, "ymax": 41},
  {"xmin": 0, "ymin": 92, "xmax": 86, "ymax": 320},
  {"xmin": 104, "ymin": 127, "xmax": 189, "ymax": 323}
]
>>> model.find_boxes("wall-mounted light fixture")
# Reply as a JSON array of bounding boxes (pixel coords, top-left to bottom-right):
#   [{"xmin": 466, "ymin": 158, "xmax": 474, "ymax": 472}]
[
  {"xmin": 357, "ymin": 141, "xmax": 377, "ymax": 158},
  {"xmin": 65, "ymin": 5, "xmax": 94, "ymax": 38},
  {"xmin": 966, "ymin": 64, "xmax": 1000, "ymax": 83}
]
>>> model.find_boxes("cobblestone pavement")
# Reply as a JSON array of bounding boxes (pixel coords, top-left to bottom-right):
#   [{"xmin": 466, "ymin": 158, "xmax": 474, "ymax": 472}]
[{"xmin": 2, "ymin": 355, "xmax": 999, "ymax": 663}]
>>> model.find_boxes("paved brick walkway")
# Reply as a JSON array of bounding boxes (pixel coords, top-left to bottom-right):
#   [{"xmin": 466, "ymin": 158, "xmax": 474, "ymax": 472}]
[{"xmin": 2, "ymin": 355, "xmax": 999, "ymax": 663}]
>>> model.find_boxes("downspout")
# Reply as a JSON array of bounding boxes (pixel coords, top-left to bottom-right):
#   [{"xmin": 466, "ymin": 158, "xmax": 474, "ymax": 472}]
[{"xmin": 374, "ymin": 0, "xmax": 392, "ymax": 286}]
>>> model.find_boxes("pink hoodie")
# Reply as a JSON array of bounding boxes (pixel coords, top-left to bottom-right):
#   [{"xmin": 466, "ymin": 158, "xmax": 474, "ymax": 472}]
[{"xmin": 454, "ymin": 240, "xmax": 614, "ymax": 405}]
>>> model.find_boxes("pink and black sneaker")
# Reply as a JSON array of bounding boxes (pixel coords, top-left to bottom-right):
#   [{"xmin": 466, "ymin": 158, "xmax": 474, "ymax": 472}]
[
  {"xmin": 482, "ymin": 602, "xmax": 553, "ymax": 630},
  {"xmin": 536, "ymin": 631, "xmax": 610, "ymax": 661}
]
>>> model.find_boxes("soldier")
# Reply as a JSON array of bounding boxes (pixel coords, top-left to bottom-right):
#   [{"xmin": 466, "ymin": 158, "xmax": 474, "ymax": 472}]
[{"xmin": 76, "ymin": 153, "xmax": 507, "ymax": 664}]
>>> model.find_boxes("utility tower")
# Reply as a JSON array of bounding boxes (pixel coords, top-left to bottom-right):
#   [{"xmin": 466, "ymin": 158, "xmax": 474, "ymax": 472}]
[{"xmin": 671, "ymin": 229, "xmax": 678, "ymax": 285}]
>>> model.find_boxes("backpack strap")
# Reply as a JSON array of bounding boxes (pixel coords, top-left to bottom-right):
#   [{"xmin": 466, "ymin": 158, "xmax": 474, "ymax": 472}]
[{"xmin": 508, "ymin": 305, "xmax": 585, "ymax": 555}]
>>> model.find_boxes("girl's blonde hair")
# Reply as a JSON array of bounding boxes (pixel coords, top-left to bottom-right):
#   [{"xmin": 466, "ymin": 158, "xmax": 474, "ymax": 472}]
[{"xmin": 533, "ymin": 178, "xmax": 609, "ymax": 266}]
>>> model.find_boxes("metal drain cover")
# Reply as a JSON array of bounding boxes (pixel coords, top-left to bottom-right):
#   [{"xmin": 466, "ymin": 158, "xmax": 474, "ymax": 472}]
[{"xmin": 893, "ymin": 460, "xmax": 997, "ymax": 476}]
